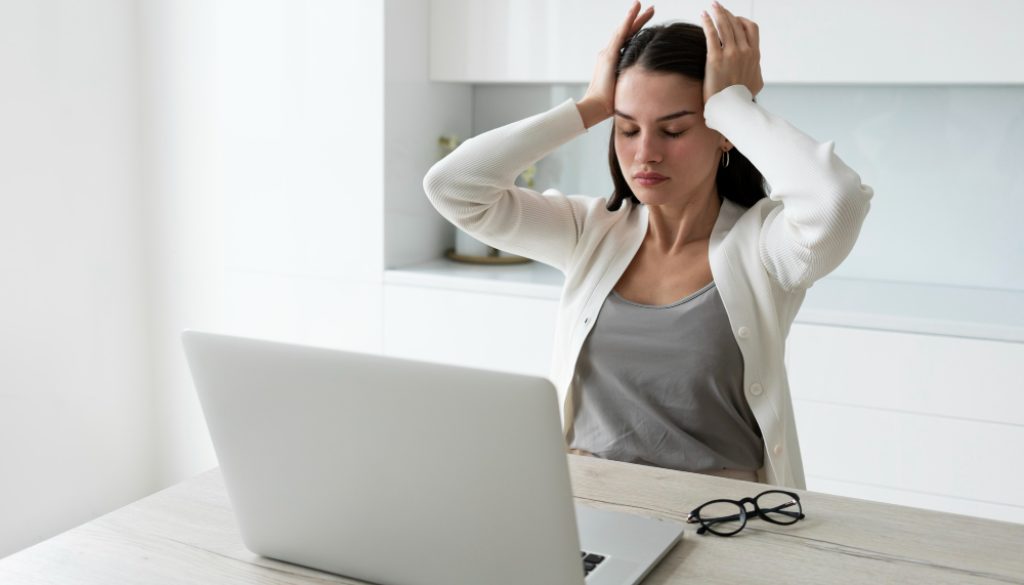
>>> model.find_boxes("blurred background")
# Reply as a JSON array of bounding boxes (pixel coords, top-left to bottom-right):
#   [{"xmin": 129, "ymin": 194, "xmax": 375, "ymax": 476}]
[{"xmin": 2, "ymin": 0, "xmax": 1022, "ymax": 558}]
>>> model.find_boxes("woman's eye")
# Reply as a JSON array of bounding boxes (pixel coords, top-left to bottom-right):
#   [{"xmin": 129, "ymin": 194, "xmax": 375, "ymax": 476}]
[{"xmin": 619, "ymin": 129, "xmax": 685, "ymax": 138}]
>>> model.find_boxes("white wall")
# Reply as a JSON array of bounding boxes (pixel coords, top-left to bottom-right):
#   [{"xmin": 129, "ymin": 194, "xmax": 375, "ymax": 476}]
[
  {"xmin": 756, "ymin": 84, "xmax": 1024, "ymax": 291},
  {"xmin": 1, "ymin": 0, "xmax": 385, "ymax": 559},
  {"xmin": 137, "ymin": 0, "xmax": 226, "ymax": 492},
  {"xmin": 0, "ymin": 0, "xmax": 156, "ymax": 557},
  {"xmin": 383, "ymin": 0, "xmax": 472, "ymax": 270},
  {"xmin": 139, "ymin": 0, "xmax": 387, "ymax": 492}
]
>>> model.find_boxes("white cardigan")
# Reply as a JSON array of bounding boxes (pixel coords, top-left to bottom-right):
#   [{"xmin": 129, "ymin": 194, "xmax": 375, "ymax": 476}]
[{"xmin": 422, "ymin": 84, "xmax": 874, "ymax": 489}]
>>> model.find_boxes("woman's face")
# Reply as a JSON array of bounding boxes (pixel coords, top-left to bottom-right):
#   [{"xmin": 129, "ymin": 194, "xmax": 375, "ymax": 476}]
[{"xmin": 613, "ymin": 67, "xmax": 730, "ymax": 206}]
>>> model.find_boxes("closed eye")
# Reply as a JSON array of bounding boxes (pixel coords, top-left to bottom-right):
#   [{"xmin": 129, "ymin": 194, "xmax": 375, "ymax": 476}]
[{"xmin": 620, "ymin": 129, "xmax": 685, "ymax": 138}]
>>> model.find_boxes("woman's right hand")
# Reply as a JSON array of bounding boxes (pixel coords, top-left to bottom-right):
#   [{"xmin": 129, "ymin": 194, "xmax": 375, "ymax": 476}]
[{"xmin": 577, "ymin": 1, "xmax": 655, "ymax": 129}]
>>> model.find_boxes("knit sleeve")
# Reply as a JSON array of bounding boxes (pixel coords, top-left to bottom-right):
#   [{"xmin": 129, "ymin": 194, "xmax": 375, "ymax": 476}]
[
  {"xmin": 703, "ymin": 84, "xmax": 875, "ymax": 292},
  {"xmin": 422, "ymin": 98, "xmax": 592, "ymax": 274}
]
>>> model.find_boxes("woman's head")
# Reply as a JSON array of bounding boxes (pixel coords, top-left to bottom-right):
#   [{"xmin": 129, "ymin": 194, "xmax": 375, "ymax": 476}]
[{"xmin": 606, "ymin": 22, "xmax": 768, "ymax": 212}]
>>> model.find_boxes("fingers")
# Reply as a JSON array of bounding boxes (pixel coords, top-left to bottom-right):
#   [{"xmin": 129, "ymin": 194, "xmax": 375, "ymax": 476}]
[
  {"xmin": 630, "ymin": 5, "xmax": 655, "ymax": 37},
  {"xmin": 623, "ymin": 1, "xmax": 641, "ymax": 25},
  {"xmin": 711, "ymin": 2, "xmax": 748, "ymax": 50},
  {"xmin": 611, "ymin": 2, "xmax": 653, "ymax": 52},
  {"xmin": 616, "ymin": 2, "xmax": 642, "ymax": 42},
  {"xmin": 709, "ymin": 3, "xmax": 734, "ymax": 48},
  {"xmin": 699, "ymin": 11, "xmax": 721, "ymax": 57},
  {"xmin": 738, "ymin": 16, "xmax": 759, "ymax": 50}
]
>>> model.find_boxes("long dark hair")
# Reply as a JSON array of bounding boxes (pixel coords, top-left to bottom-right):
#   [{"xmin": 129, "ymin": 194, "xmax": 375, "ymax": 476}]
[{"xmin": 606, "ymin": 22, "xmax": 768, "ymax": 212}]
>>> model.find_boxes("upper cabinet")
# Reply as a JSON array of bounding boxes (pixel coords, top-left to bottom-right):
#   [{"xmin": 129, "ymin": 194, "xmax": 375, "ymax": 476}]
[
  {"xmin": 757, "ymin": 0, "xmax": 1024, "ymax": 84},
  {"xmin": 430, "ymin": 0, "xmax": 1024, "ymax": 84},
  {"xmin": 430, "ymin": 0, "xmax": 753, "ymax": 83}
]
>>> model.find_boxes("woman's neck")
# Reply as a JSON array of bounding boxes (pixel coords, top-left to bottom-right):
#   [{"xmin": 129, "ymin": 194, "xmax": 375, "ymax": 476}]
[{"xmin": 644, "ymin": 190, "xmax": 722, "ymax": 255}]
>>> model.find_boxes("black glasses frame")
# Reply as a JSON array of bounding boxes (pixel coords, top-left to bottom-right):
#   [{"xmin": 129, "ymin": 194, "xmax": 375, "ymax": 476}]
[{"xmin": 686, "ymin": 489, "xmax": 805, "ymax": 536}]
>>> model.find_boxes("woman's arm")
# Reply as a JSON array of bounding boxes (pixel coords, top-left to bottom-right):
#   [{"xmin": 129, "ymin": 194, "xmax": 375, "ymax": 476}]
[
  {"xmin": 702, "ymin": 4, "xmax": 873, "ymax": 292},
  {"xmin": 705, "ymin": 84, "xmax": 874, "ymax": 292},
  {"xmin": 422, "ymin": 98, "xmax": 591, "ymax": 274},
  {"xmin": 422, "ymin": 3, "xmax": 654, "ymax": 275}
]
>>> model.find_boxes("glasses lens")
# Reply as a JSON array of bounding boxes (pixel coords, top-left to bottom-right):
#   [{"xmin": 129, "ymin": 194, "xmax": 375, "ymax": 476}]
[
  {"xmin": 696, "ymin": 501, "xmax": 746, "ymax": 536},
  {"xmin": 757, "ymin": 491, "xmax": 803, "ymax": 525}
]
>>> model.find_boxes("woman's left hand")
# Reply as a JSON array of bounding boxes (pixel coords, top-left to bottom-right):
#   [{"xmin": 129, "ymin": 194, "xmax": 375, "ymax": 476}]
[{"xmin": 700, "ymin": 1, "xmax": 764, "ymax": 104}]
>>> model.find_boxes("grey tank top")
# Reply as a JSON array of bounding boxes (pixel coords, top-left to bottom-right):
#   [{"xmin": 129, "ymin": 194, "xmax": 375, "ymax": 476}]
[{"xmin": 568, "ymin": 280, "xmax": 764, "ymax": 473}]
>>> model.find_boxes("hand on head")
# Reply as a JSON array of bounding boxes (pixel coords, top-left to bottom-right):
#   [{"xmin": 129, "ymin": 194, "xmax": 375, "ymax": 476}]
[
  {"xmin": 700, "ymin": 2, "xmax": 764, "ymax": 103},
  {"xmin": 579, "ymin": 1, "xmax": 655, "ymax": 123},
  {"xmin": 579, "ymin": 1, "xmax": 763, "ymax": 124}
]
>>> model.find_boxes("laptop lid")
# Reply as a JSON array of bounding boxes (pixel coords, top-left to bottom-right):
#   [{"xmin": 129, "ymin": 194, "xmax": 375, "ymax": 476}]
[{"xmin": 182, "ymin": 329, "xmax": 587, "ymax": 585}]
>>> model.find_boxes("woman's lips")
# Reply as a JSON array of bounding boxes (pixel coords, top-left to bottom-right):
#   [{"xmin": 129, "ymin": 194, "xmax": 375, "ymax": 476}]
[{"xmin": 636, "ymin": 176, "xmax": 667, "ymax": 186}]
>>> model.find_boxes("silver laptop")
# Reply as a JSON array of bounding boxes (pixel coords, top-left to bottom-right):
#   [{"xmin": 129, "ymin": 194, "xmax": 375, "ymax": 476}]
[{"xmin": 182, "ymin": 329, "xmax": 684, "ymax": 585}]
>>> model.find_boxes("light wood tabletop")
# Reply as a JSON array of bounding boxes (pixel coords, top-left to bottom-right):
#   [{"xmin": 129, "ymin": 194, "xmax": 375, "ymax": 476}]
[{"xmin": 2, "ymin": 454, "xmax": 1022, "ymax": 584}]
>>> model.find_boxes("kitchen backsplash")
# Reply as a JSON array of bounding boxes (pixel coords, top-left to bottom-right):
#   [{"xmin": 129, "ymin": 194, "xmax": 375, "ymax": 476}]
[{"xmin": 472, "ymin": 83, "xmax": 1024, "ymax": 292}]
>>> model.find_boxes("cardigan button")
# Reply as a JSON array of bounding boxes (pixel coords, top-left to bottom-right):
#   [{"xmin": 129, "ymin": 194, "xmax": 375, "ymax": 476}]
[
  {"xmin": 773, "ymin": 444, "xmax": 783, "ymax": 456},
  {"xmin": 584, "ymin": 317, "xmax": 590, "ymax": 324},
  {"xmin": 737, "ymin": 326, "xmax": 751, "ymax": 339},
  {"xmin": 749, "ymin": 383, "xmax": 763, "ymax": 396}
]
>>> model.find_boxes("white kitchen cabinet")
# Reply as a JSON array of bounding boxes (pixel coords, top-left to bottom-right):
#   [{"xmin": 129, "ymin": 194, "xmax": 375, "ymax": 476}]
[
  {"xmin": 755, "ymin": 0, "xmax": 1024, "ymax": 84},
  {"xmin": 430, "ymin": 0, "xmax": 752, "ymax": 83},
  {"xmin": 383, "ymin": 282, "xmax": 559, "ymax": 379},
  {"xmin": 430, "ymin": 0, "xmax": 1024, "ymax": 84},
  {"xmin": 786, "ymin": 323, "xmax": 1024, "ymax": 522}
]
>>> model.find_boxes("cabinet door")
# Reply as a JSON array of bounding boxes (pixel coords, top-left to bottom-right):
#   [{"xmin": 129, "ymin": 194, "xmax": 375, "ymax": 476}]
[
  {"xmin": 755, "ymin": 0, "xmax": 1024, "ymax": 83},
  {"xmin": 786, "ymin": 323, "xmax": 1024, "ymax": 523},
  {"xmin": 430, "ymin": 0, "xmax": 753, "ymax": 83},
  {"xmin": 384, "ymin": 284, "xmax": 559, "ymax": 378}
]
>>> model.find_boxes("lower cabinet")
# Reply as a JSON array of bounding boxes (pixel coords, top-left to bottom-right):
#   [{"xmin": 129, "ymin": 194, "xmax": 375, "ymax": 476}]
[
  {"xmin": 786, "ymin": 323, "xmax": 1024, "ymax": 523},
  {"xmin": 383, "ymin": 284, "xmax": 558, "ymax": 378}
]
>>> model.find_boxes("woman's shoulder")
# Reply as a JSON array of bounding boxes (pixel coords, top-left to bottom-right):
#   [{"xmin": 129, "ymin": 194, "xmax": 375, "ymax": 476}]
[
  {"xmin": 729, "ymin": 194, "xmax": 780, "ymax": 225},
  {"xmin": 539, "ymin": 188, "xmax": 643, "ymax": 242},
  {"xmin": 711, "ymin": 196, "xmax": 783, "ymax": 249},
  {"xmin": 542, "ymin": 188, "xmax": 627, "ymax": 218}
]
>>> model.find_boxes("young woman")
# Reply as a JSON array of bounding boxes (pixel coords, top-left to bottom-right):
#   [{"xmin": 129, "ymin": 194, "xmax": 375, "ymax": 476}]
[{"xmin": 423, "ymin": 1, "xmax": 873, "ymax": 488}]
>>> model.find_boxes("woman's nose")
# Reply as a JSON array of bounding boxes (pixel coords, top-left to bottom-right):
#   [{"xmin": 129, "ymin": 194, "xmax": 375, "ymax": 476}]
[{"xmin": 634, "ymin": 134, "xmax": 662, "ymax": 163}]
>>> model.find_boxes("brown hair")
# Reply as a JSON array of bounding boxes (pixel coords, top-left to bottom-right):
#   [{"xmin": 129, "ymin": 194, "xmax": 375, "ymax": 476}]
[{"xmin": 606, "ymin": 22, "xmax": 769, "ymax": 212}]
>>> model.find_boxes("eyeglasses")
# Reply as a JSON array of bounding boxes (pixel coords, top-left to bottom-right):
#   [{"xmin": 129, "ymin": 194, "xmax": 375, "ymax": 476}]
[{"xmin": 686, "ymin": 489, "xmax": 805, "ymax": 536}]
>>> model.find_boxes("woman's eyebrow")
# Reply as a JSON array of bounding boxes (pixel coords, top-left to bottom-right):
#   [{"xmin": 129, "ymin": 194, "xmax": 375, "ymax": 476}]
[{"xmin": 613, "ymin": 109, "xmax": 697, "ymax": 122}]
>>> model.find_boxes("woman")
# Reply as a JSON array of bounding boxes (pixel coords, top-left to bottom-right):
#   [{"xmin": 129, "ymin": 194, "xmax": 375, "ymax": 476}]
[{"xmin": 423, "ymin": 1, "xmax": 873, "ymax": 488}]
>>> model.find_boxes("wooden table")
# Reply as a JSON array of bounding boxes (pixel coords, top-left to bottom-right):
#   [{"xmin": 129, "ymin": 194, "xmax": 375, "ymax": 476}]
[{"xmin": 2, "ymin": 455, "xmax": 1023, "ymax": 584}]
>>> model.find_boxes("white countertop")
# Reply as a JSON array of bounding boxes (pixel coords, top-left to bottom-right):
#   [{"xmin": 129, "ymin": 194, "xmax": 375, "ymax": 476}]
[
  {"xmin": 795, "ymin": 276, "xmax": 1024, "ymax": 343},
  {"xmin": 385, "ymin": 257, "xmax": 564, "ymax": 299},
  {"xmin": 385, "ymin": 258, "xmax": 1024, "ymax": 343}
]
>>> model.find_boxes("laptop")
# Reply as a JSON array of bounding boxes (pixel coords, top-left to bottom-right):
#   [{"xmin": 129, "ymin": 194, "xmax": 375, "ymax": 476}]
[{"xmin": 181, "ymin": 329, "xmax": 684, "ymax": 585}]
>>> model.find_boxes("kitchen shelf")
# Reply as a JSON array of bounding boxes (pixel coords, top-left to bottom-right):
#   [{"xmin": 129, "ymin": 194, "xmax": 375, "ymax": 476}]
[
  {"xmin": 385, "ymin": 259, "xmax": 1024, "ymax": 344},
  {"xmin": 384, "ymin": 258, "xmax": 562, "ymax": 299}
]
